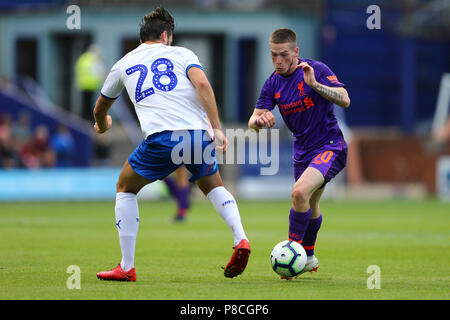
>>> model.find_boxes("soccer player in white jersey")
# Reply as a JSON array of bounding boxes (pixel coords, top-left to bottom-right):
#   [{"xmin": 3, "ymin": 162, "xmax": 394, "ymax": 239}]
[{"xmin": 95, "ymin": 7, "xmax": 250, "ymax": 281}]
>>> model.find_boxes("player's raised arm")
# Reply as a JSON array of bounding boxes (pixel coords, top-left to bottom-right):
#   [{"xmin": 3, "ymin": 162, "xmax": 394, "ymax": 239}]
[
  {"xmin": 93, "ymin": 95, "xmax": 114, "ymax": 133},
  {"xmin": 187, "ymin": 66, "xmax": 228, "ymax": 150},
  {"xmin": 299, "ymin": 61, "xmax": 350, "ymax": 108}
]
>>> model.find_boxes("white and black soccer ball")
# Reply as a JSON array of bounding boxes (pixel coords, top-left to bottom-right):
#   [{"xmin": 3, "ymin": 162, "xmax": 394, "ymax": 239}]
[{"xmin": 270, "ymin": 240, "xmax": 307, "ymax": 278}]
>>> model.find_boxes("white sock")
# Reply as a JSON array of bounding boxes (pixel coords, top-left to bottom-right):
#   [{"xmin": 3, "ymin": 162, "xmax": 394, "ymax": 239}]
[
  {"xmin": 206, "ymin": 186, "xmax": 248, "ymax": 246},
  {"xmin": 115, "ymin": 192, "xmax": 139, "ymax": 272}
]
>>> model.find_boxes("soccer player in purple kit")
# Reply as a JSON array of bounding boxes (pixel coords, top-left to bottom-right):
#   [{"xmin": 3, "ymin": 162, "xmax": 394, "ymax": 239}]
[
  {"xmin": 164, "ymin": 166, "xmax": 192, "ymax": 222},
  {"xmin": 248, "ymin": 28, "xmax": 350, "ymax": 278}
]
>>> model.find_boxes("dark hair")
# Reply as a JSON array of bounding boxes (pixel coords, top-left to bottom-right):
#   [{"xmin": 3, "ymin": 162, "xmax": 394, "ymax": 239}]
[
  {"xmin": 139, "ymin": 7, "xmax": 174, "ymax": 42},
  {"xmin": 270, "ymin": 28, "xmax": 297, "ymax": 46}
]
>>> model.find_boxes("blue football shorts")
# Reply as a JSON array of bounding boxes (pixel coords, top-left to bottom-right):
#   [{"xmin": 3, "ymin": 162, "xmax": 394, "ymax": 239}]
[{"xmin": 128, "ymin": 130, "xmax": 218, "ymax": 183}]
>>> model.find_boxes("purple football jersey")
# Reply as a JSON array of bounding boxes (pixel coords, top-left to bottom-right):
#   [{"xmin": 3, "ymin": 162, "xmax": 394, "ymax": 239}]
[{"xmin": 256, "ymin": 58, "xmax": 346, "ymax": 163}]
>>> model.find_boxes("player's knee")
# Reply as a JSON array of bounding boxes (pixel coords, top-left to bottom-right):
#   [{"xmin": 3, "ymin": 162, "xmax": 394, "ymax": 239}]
[
  {"xmin": 116, "ymin": 180, "xmax": 126, "ymax": 193},
  {"xmin": 116, "ymin": 180, "xmax": 137, "ymax": 194},
  {"xmin": 291, "ymin": 186, "xmax": 309, "ymax": 206}
]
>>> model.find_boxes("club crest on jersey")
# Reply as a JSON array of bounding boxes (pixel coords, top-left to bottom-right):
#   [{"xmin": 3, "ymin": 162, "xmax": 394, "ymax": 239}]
[{"xmin": 297, "ymin": 81, "xmax": 306, "ymax": 96}]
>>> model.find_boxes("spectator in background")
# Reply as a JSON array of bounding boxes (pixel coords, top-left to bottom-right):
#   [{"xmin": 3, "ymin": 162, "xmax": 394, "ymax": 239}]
[
  {"xmin": 0, "ymin": 113, "xmax": 17, "ymax": 168},
  {"xmin": 75, "ymin": 44, "xmax": 105, "ymax": 122},
  {"xmin": 335, "ymin": 106, "xmax": 364, "ymax": 186},
  {"xmin": 11, "ymin": 111, "xmax": 32, "ymax": 146},
  {"xmin": 0, "ymin": 113, "xmax": 12, "ymax": 140},
  {"xmin": 20, "ymin": 125, "xmax": 56, "ymax": 169},
  {"xmin": 51, "ymin": 124, "xmax": 75, "ymax": 167},
  {"xmin": 433, "ymin": 116, "xmax": 450, "ymax": 145},
  {"xmin": 94, "ymin": 133, "xmax": 111, "ymax": 166},
  {"xmin": 429, "ymin": 116, "xmax": 450, "ymax": 154}
]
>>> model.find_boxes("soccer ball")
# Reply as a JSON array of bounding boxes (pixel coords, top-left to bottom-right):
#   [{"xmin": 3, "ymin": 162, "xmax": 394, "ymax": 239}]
[{"xmin": 270, "ymin": 240, "xmax": 307, "ymax": 278}]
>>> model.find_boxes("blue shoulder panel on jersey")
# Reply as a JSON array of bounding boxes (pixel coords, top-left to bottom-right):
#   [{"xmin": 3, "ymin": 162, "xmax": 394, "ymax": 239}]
[
  {"xmin": 100, "ymin": 92, "xmax": 119, "ymax": 100},
  {"xmin": 185, "ymin": 64, "xmax": 204, "ymax": 80}
]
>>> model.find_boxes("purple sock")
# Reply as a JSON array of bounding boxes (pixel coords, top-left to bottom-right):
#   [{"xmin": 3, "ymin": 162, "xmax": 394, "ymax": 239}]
[
  {"xmin": 303, "ymin": 215, "xmax": 322, "ymax": 256},
  {"xmin": 177, "ymin": 185, "xmax": 191, "ymax": 212},
  {"xmin": 288, "ymin": 208, "xmax": 311, "ymax": 244},
  {"xmin": 164, "ymin": 177, "xmax": 178, "ymax": 198}
]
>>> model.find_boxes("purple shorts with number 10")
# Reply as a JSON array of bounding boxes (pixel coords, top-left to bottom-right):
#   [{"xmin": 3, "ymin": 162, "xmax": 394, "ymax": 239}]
[{"xmin": 293, "ymin": 139, "xmax": 348, "ymax": 184}]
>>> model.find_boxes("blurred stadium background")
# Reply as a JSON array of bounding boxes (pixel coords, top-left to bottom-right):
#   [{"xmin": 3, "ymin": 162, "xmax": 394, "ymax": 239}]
[{"xmin": 0, "ymin": 0, "xmax": 450, "ymax": 202}]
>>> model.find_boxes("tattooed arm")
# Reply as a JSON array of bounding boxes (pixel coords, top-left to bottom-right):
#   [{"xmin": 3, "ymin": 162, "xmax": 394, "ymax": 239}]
[
  {"xmin": 299, "ymin": 61, "xmax": 351, "ymax": 108},
  {"xmin": 311, "ymin": 82, "xmax": 350, "ymax": 108}
]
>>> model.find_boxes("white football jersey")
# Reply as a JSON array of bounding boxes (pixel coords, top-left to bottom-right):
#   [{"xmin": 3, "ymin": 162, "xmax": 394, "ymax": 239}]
[{"xmin": 101, "ymin": 43, "xmax": 210, "ymax": 138}]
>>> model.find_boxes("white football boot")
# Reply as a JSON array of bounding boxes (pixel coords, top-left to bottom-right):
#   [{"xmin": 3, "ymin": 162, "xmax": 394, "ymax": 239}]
[
  {"xmin": 298, "ymin": 255, "xmax": 319, "ymax": 275},
  {"xmin": 280, "ymin": 255, "xmax": 319, "ymax": 280}
]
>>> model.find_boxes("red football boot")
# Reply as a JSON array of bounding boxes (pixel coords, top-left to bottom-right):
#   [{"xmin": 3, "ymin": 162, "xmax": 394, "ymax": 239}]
[
  {"xmin": 96, "ymin": 264, "xmax": 136, "ymax": 282},
  {"xmin": 224, "ymin": 239, "xmax": 251, "ymax": 278}
]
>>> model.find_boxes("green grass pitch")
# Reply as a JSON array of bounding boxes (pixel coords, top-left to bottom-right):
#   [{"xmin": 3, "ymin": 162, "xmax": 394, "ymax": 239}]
[{"xmin": 0, "ymin": 198, "xmax": 449, "ymax": 300}]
